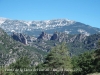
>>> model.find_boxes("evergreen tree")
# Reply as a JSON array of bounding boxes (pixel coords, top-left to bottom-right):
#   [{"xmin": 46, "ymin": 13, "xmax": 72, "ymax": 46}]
[
  {"xmin": 73, "ymin": 51, "xmax": 95, "ymax": 75},
  {"xmin": 43, "ymin": 42, "xmax": 72, "ymax": 74},
  {"xmin": 9, "ymin": 56, "xmax": 31, "ymax": 69}
]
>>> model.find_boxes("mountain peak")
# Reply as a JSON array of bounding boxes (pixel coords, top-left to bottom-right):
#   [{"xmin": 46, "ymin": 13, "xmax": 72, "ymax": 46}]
[
  {"xmin": 0, "ymin": 17, "xmax": 8, "ymax": 25},
  {"xmin": 0, "ymin": 17, "xmax": 100, "ymax": 37},
  {"xmin": 44, "ymin": 19, "xmax": 75, "ymax": 24}
]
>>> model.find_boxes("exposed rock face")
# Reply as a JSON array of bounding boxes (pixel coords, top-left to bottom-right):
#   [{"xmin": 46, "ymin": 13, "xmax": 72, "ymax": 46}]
[
  {"xmin": 69, "ymin": 34, "xmax": 87, "ymax": 43},
  {"xmin": 37, "ymin": 32, "xmax": 51, "ymax": 41},
  {"xmin": 12, "ymin": 33, "xmax": 27, "ymax": 45},
  {"xmin": 76, "ymin": 34, "xmax": 87, "ymax": 42},
  {"xmin": 26, "ymin": 35, "xmax": 37, "ymax": 42},
  {"xmin": 50, "ymin": 32, "xmax": 88, "ymax": 43},
  {"xmin": 50, "ymin": 32, "xmax": 68, "ymax": 42},
  {"xmin": 37, "ymin": 31, "xmax": 87, "ymax": 43},
  {"xmin": 50, "ymin": 32, "xmax": 58, "ymax": 40}
]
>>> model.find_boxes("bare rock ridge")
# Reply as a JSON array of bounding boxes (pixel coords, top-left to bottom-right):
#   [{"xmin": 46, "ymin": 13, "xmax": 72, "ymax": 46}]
[
  {"xmin": 11, "ymin": 31, "xmax": 100, "ymax": 55},
  {"xmin": 11, "ymin": 31, "xmax": 88, "ymax": 44},
  {"xmin": 12, "ymin": 32, "xmax": 27, "ymax": 45},
  {"xmin": 37, "ymin": 32, "xmax": 51, "ymax": 41},
  {"xmin": 37, "ymin": 31, "xmax": 87, "ymax": 43},
  {"xmin": 50, "ymin": 32, "xmax": 58, "ymax": 40},
  {"xmin": 37, "ymin": 31, "xmax": 64, "ymax": 42},
  {"xmin": 50, "ymin": 32, "xmax": 68, "ymax": 42}
]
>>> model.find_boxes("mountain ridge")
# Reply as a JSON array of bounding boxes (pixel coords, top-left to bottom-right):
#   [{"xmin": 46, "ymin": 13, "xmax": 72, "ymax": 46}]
[
  {"xmin": 0, "ymin": 17, "xmax": 100, "ymax": 37},
  {"xmin": 11, "ymin": 31, "xmax": 100, "ymax": 56}
]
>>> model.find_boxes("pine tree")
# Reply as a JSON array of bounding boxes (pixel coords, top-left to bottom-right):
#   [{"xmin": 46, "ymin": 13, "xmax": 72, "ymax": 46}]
[{"xmin": 43, "ymin": 42, "xmax": 72, "ymax": 74}]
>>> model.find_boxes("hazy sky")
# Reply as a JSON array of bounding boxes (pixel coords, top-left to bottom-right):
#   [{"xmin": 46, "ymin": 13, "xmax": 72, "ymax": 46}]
[{"xmin": 0, "ymin": 0, "xmax": 100, "ymax": 28}]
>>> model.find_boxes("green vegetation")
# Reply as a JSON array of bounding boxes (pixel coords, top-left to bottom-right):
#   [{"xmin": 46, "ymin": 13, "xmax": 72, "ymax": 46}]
[
  {"xmin": 72, "ymin": 42, "xmax": 100, "ymax": 75},
  {"xmin": 43, "ymin": 42, "xmax": 72, "ymax": 70},
  {"xmin": 9, "ymin": 56, "xmax": 31, "ymax": 69},
  {"xmin": 4, "ymin": 42, "xmax": 72, "ymax": 75},
  {"xmin": 0, "ymin": 28, "xmax": 46, "ymax": 67},
  {"xmin": 4, "ymin": 56, "xmax": 36, "ymax": 75},
  {"xmin": 1, "ymin": 41, "xmax": 100, "ymax": 75},
  {"xmin": 72, "ymin": 51, "xmax": 95, "ymax": 75},
  {"xmin": 0, "ymin": 27, "xmax": 100, "ymax": 75}
]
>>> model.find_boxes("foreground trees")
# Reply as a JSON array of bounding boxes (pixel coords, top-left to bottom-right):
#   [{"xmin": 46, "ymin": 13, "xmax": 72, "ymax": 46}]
[
  {"xmin": 9, "ymin": 56, "xmax": 31, "ymax": 69},
  {"xmin": 5, "ymin": 42, "xmax": 72, "ymax": 75},
  {"xmin": 72, "ymin": 51, "xmax": 95, "ymax": 75},
  {"xmin": 2, "ymin": 41, "xmax": 100, "ymax": 75},
  {"xmin": 40, "ymin": 42, "xmax": 72, "ymax": 75},
  {"xmin": 72, "ymin": 43, "xmax": 100, "ymax": 75},
  {"xmin": 72, "ymin": 49, "xmax": 100, "ymax": 75},
  {"xmin": 44, "ymin": 42, "xmax": 72, "ymax": 69}
]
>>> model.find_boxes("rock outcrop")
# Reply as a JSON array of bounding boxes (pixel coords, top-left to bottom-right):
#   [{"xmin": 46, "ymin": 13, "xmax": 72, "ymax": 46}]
[
  {"xmin": 50, "ymin": 32, "xmax": 58, "ymax": 40},
  {"xmin": 37, "ymin": 32, "xmax": 51, "ymax": 41},
  {"xmin": 69, "ymin": 34, "xmax": 87, "ymax": 43},
  {"xmin": 26, "ymin": 35, "xmax": 37, "ymax": 42},
  {"xmin": 37, "ymin": 31, "xmax": 87, "ymax": 43},
  {"xmin": 50, "ymin": 32, "xmax": 68, "ymax": 42},
  {"xmin": 12, "ymin": 33, "xmax": 27, "ymax": 45}
]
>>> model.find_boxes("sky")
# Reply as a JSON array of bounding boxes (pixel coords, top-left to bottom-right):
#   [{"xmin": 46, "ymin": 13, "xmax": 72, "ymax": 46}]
[{"xmin": 0, "ymin": 0, "xmax": 100, "ymax": 28}]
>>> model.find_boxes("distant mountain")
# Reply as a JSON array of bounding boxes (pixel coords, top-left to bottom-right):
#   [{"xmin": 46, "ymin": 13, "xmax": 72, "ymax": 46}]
[{"xmin": 0, "ymin": 17, "xmax": 100, "ymax": 37}]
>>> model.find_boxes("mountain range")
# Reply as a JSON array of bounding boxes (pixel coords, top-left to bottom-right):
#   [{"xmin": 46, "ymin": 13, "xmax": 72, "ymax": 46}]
[
  {"xmin": 0, "ymin": 17, "xmax": 100, "ymax": 37},
  {"xmin": 0, "ymin": 17, "xmax": 100, "ymax": 66}
]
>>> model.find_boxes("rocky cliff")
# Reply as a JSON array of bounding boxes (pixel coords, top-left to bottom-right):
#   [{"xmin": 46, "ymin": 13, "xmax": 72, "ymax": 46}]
[
  {"xmin": 37, "ymin": 32, "xmax": 51, "ymax": 41},
  {"xmin": 12, "ymin": 33, "xmax": 27, "ymax": 45}
]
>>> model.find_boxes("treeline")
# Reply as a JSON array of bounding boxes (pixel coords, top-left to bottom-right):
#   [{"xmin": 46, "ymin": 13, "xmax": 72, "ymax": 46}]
[{"xmin": 0, "ymin": 42, "xmax": 100, "ymax": 75}]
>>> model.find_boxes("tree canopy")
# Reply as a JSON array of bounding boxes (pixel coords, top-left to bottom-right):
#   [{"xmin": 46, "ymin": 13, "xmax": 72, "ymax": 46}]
[{"xmin": 43, "ymin": 42, "xmax": 72, "ymax": 71}]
